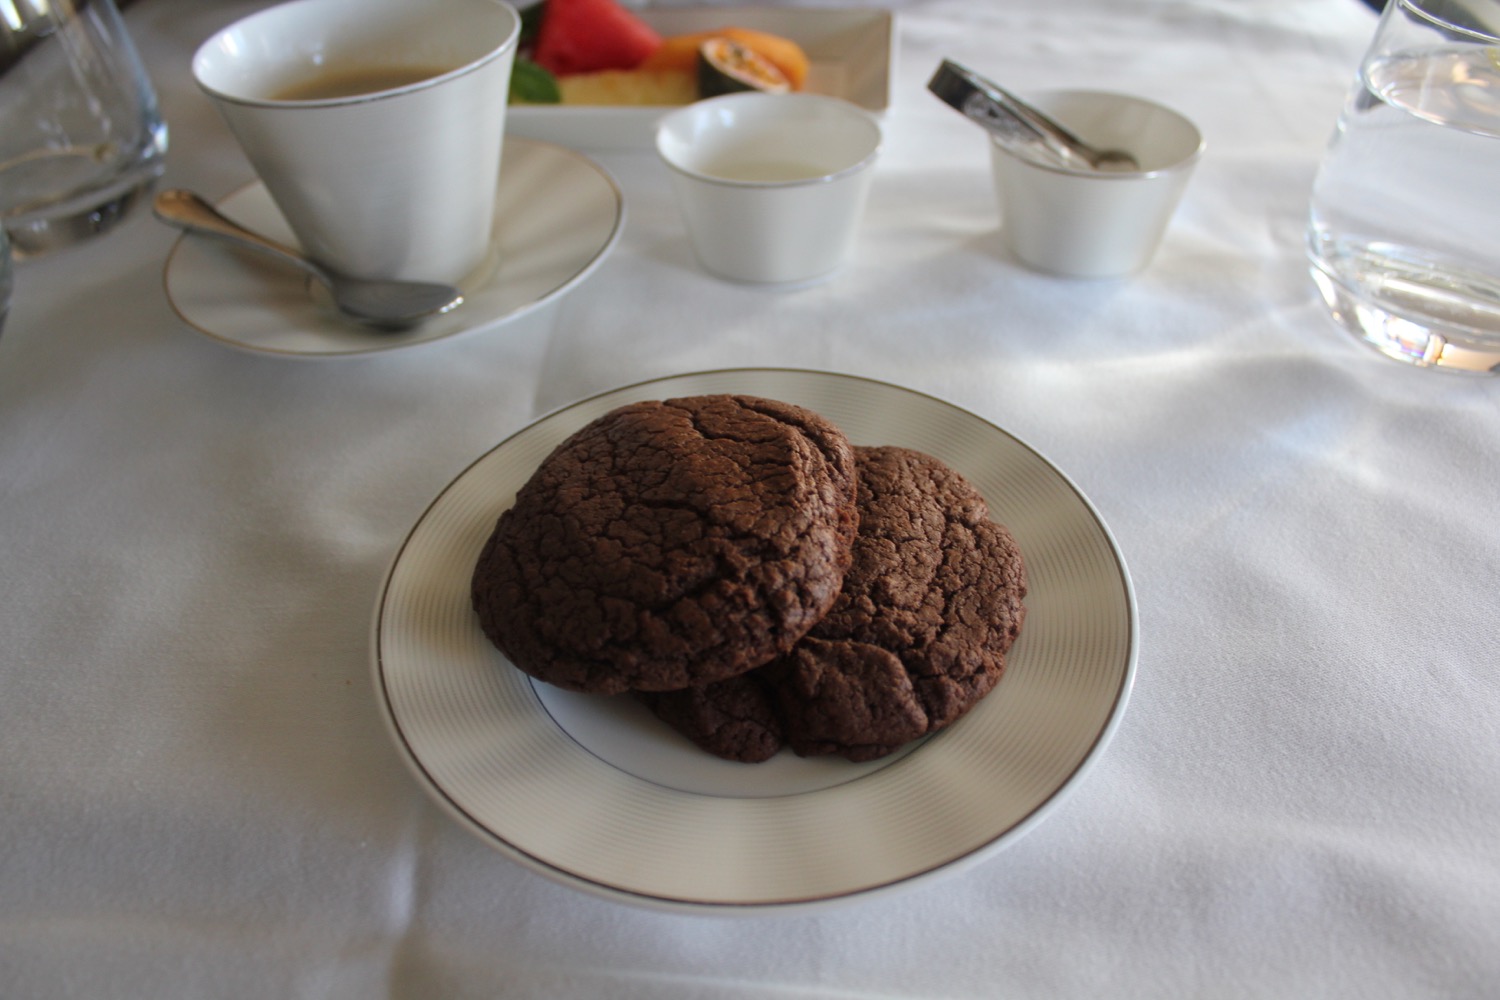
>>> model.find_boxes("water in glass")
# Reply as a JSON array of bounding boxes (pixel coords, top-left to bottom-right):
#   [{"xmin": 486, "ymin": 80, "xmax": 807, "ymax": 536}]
[{"xmin": 1307, "ymin": 2, "xmax": 1500, "ymax": 372}]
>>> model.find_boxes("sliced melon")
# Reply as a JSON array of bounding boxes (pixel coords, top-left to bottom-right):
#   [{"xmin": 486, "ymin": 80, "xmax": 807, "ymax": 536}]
[{"xmin": 557, "ymin": 68, "xmax": 697, "ymax": 106}]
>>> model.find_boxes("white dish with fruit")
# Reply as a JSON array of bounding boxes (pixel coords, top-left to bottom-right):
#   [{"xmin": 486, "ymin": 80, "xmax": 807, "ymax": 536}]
[{"xmin": 506, "ymin": 0, "xmax": 895, "ymax": 149}]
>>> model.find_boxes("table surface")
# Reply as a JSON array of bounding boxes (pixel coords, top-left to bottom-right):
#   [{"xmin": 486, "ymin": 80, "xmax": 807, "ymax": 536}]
[{"xmin": 5, "ymin": 0, "xmax": 1499, "ymax": 997}]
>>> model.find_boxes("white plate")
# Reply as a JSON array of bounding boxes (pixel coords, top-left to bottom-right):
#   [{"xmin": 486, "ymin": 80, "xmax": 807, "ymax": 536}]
[
  {"xmin": 372, "ymin": 369, "xmax": 1137, "ymax": 912},
  {"xmin": 161, "ymin": 138, "xmax": 624, "ymax": 358},
  {"xmin": 508, "ymin": 6, "xmax": 895, "ymax": 150}
]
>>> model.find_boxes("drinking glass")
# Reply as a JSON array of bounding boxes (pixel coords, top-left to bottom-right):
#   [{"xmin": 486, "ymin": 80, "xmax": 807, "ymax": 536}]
[
  {"xmin": 0, "ymin": 0, "xmax": 168, "ymax": 258},
  {"xmin": 1307, "ymin": 0, "xmax": 1500, "ymax": 372}
]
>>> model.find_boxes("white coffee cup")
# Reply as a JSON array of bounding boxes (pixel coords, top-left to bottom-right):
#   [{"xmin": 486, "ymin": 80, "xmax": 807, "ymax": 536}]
[
  {"xmin": 989, "ymin": 90, "xmax": 1203, "ymax": 279},
  {"xmin": 656, "ymin": 93, "xmax": 882, "ymax": 285},
  {"xmin": 193, "ymin": 0, "xmax": 519, "ymax": 285}
]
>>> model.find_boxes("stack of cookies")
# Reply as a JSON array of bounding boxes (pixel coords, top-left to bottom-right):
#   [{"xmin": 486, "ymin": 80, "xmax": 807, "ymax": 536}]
[{"xmin": 471, "ymin": 394, "xmax": 1027, "ymax": 764}]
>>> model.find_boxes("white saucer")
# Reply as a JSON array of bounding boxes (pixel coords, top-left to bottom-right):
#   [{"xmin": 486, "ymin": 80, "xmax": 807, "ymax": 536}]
[{"xmin": 162, "ymin": 138, "xmax": 624, "ymax": 358}]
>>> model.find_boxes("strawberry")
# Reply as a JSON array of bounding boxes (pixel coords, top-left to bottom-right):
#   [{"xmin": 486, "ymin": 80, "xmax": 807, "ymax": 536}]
[{"xmin": 532, "ymin": 0, "xmax": 663, "ymax": 76}]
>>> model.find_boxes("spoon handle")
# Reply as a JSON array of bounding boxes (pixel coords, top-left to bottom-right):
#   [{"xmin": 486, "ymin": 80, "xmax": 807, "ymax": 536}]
[{"xmin": 153, "ymin": 189, "xmax": 328, "ymax": 284}]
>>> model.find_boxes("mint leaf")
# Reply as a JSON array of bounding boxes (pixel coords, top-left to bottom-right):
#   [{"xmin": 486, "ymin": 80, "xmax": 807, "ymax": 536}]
[{"xmin": 510, "ymin": 57, "xmax": 561, "ymax": 104}]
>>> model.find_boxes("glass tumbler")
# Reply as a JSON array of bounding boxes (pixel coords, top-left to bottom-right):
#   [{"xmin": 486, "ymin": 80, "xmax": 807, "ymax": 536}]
[
  {"xmin": 0, "ymin": 0, "xmax": 168, "ymax": 258},
  {"xmin": 1307, "ymin": 0, "xmax": 1500, "ymax": 372}
]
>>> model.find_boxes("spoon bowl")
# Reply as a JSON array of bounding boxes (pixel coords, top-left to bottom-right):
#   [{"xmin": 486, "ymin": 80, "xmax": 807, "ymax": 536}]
[{"xmin": 153, "ymin": 189, "xmax": 463, "ymax": 329}]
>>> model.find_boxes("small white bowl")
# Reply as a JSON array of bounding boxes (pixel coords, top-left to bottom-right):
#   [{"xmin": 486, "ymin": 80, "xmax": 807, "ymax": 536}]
[
  {"xmin": 989, "ymin": 90, "xmax": 1203, "ymax": 278},
  {"xmin": 655, "ymin": 92, "xmax": 882, "ymax": 284}
]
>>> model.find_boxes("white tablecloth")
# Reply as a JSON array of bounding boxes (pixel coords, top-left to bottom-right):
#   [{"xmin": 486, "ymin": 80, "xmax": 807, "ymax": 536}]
[{"xmin": 5, "ymin": 0, "xmax": 1498, "ymax": 996}]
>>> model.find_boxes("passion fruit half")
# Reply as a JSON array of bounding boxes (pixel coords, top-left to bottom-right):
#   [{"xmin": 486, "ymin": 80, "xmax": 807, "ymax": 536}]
[{"xmin": 697, "ymin": 37, "xmax": 792, "ymax": 97}]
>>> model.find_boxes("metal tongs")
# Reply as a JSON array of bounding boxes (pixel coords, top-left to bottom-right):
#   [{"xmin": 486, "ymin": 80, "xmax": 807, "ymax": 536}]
[{"xmin": 927, "ymin": 59, "xmax": 1140, "ymax": 172}]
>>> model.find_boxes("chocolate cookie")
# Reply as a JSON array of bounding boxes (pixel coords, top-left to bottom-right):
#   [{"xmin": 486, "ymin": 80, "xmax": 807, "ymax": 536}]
[
  {"xmin": 641, "ymin": 445, "xmax": 1027, "ymax": 762},
  {"xmin": 471, "ymin": 394, "xmax": 859, "ymax": 695},
  {"xmin": 636, "ymin": 671, "xmax": 784, "ymax": 765}
]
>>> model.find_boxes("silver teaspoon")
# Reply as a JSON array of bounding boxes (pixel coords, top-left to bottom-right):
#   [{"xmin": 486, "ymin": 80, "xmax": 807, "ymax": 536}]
[
  {"xmin": 927, "ymin": 60, "xmax": 1140, "ymax": 172},
  {"xmin": 153, "ymin": 189, "xmax": 463, "ymax": 329}
]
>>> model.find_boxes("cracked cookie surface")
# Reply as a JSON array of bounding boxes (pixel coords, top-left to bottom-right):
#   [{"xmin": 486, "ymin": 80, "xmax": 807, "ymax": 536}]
[
  {"xmin": 641, "ymin": 445, "xmax": 1027, "ymax": 762},
  {"xmin": 471, "ymin": 394, "xmax": 858, "ymax": 694}
]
